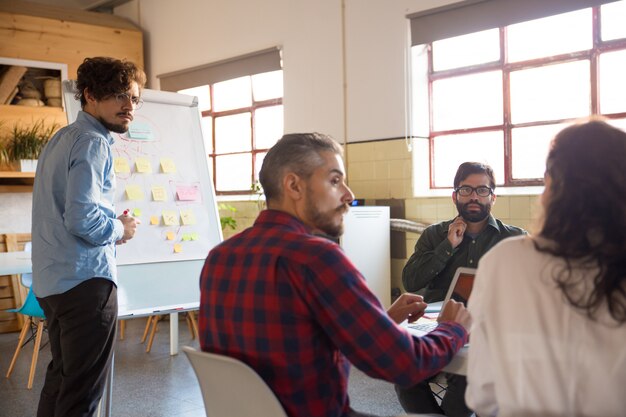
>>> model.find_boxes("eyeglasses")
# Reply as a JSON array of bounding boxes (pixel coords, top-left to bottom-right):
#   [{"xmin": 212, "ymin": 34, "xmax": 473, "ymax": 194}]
[
  {"xmin": 454, "ymin": 185, "xmax": 493, "ymax": 197},
  {"xmin": 112, "ymin": 93, "xmax": 143, "ymax": 109}
]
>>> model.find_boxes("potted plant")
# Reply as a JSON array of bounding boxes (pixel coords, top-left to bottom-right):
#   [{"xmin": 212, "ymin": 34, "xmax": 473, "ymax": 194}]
[{"xmin": 4, "ymin": 119, "xmax": 59, "ymax": 172}]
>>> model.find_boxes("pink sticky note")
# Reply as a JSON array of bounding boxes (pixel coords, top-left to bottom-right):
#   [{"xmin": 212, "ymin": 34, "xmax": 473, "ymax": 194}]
[{"xmin": 176, "ymin": 185, "xmax": 199, "ymax": 201}]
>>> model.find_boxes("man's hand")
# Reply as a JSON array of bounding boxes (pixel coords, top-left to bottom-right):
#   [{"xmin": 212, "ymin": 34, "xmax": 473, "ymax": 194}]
[
  {"xmin": 447, "ymin": 216, "xmax": 467, "ymax": 248},
  {"xmin": 116, "ymin": 214, "xmax": 141, "ymax": 245},
  {"xmin": 387, "ymin": 293, "xmax": 428, "ymax": 324},
  {"xmin": 437, "ymin": 299, "xmax": 472, "ymax": 332}
]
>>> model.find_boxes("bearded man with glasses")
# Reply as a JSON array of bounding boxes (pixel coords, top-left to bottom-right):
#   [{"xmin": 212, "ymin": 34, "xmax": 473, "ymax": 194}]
[{"xmin": 396, "ymin": 162, "xmax": 526, "ymax": 417}]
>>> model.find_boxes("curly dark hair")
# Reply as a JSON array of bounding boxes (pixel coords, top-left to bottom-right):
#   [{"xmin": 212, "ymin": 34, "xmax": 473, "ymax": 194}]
[
  {"xmin": 535, "ymin": 119, "xmax": 626, "ymax": 323},
  {"xmin": 75, "ymin": 57, "xmax": 147, "ymax": 107}
]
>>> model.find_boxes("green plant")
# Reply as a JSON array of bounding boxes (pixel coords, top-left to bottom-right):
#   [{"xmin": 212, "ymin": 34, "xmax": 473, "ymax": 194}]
[
  {"xmin": 251, "ymin": 180, "xmax": 266, "ymax": 211},
  {"xmin": 6, "ymin": 119, "xmax": 59, "ymax": 161},
  {"xmin": 218, "ymin": 203, "xmax": 238, "ymax": 231}
]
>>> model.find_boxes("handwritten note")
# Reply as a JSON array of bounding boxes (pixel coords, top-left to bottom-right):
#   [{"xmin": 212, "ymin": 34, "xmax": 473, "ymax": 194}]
[
  {"xmin": 180, "ymin": 209, "xmax": 197, "ymax": 225},
  {"xmin": 128, "ymin": 122, "xmax": 154, "ymax": 140},
  {"xmin": 162, "ymin": 210, "xmax": 179, "ymax": 226},
  {"xmin": 135, "ymin": 157, "xmax": 152, "ymax": 173},
  {"xmin": 114, "ymin": 158, "xmax": 130, "ymax": 173},
  {"xmin": 150, "ymin": 215, "xmax": 160, "ymax": 225},
  {"xmin": 160, "ymin": 158, "xmax": 177, "ymax": 173},
  {"xmin": 125, "ymin": 185, "xmax": 144, "ymax": 201},
  {"xmin": 151, "ymin": 186, "xmax": 167, "ymax": 202},
  {"xmin": 173, "ymin": 244, "xmax": 183, "ymax": 253},
  {"xmin": 166, "ymin": 231, "xmax": 175, "ymax": 241},
  {"xmin": 176, "ymin": 185, "xmax": 200, "ymax": 201},
  {"xmin": 132, "ymin": 208, "xmax": 142, "ymax": 217}
]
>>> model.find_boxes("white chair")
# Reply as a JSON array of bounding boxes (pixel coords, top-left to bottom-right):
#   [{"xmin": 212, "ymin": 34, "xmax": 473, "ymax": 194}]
[{"xmin": 182, "ymin": 346, "xmax": 287, "ymax": 417}]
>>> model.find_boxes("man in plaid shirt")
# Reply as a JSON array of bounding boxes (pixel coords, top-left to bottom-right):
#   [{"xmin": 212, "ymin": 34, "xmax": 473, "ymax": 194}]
[{"xmin": 199, "ymin": 133, "xmax": 471, "ymax": 417}]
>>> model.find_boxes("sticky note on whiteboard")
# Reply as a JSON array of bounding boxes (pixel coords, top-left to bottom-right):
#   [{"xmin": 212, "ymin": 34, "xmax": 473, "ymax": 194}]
[
  {"xmin": 114, "ymin": 158, "xmax": 130, "ymax": 173},
  {"xmin": 176, "ymin": 185, "xmax": 200, "ymax": 201},
  {"xmin": 135, "ymin": 157, "xmax": 152, "ymax": 173},
  {"xmin": 162, "ymin": 210, "xmax": 179, "ymax": 226},
  {"xmin": 180, "ymin": 209, "xmax": 197, "ymax": 225},
  {"xmin": 128, "ymin": 122, "xmax": 154, "ymax": 140},
  {"xmin": 125, "ymin": 185, "xmax": 144, "ymax": 201},
  {"xmin": 160, "ymin": 158, "xmax": 177, "ymax": 173}
]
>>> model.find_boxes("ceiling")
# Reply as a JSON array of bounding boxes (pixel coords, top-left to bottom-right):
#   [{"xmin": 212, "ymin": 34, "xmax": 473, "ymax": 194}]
[{"xmin": 16, "ymin": 0, "xmax": 133, "ymax": 13}]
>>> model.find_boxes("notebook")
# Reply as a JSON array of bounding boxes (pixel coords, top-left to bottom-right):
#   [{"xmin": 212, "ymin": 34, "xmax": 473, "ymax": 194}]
[{"xmin": 407, "ymin": 267, "xmax": 477, "ymax": 336}]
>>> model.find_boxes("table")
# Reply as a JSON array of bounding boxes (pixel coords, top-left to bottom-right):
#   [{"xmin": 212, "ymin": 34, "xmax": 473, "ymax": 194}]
[
  {"xmin": 0, "ymin": 251, "xmax": 32, "ymax": 275},
  {"xmin": 403, "ymin": 320, "xmax": 468, "ymax": 376}
]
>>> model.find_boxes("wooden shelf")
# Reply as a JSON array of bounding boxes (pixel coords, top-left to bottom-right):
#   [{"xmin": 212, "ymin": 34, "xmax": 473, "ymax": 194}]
[{"xmin": 0, "ymin": 171, "xmax": 35, "ymax": 179}]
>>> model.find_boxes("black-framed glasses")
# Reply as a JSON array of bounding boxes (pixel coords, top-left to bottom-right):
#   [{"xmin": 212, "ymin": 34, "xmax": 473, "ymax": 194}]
[
  {"xmin": 113, "ymin": 93, "xmax": 143, "ymax": 109},
  {"xmin": 454, "ymin": 185, "xmax": 493, "ymax": 197}
]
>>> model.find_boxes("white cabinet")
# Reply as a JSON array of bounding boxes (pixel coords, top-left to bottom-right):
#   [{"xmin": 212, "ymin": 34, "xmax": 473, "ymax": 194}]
[{"xmin": 341, "ymin": 206, "xmax": 391, "ymax": 308}]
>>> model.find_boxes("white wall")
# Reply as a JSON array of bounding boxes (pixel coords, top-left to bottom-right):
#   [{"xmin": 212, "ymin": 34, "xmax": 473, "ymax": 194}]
[
  {"xmin": 116, "ymin": 0, "xmax": 461, "ymax": 143},
  {"xmin": 2, "ymin": 0, "xmax": 462, "ymax": 234}
]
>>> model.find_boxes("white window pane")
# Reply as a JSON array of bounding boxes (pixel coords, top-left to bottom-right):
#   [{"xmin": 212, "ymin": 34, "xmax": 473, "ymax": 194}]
[
  {"xmin": 601, "ymin": 1, "xmax": 626, "ymax": 41},
  {"xmin": 510, "ymin": 60, "xmax": 590, "ymax": 124},
  {"xmin": 511, "ymin": 124, "xmax": 564, "ymax": 179},
  {"xmin": 216, "ymin": 154, "xmax": 252, "ymax": 191},
  {"xmin": 599, "ymin": 50, "xmax": 626, "ymax": 114},
  {"xmin": 213, "ymin": 76, "xmax": 252, "ymax": 111},
  {"xmin": 178, "ymin": 85, "xmax": 211, "ymax": 112},
  {"xmin": 200, "ymin": 116, "xmax": 213, "ymax": 154},
  {"xmin": 432, "ymin": 131, "xmax": 504, "ymax": 188},
  {"xmin": 252, "ymin": 70, "xmax": 283, "ymax": 101},
  {"xmin": 433, "ymin": 29, "xmax": 500, "ymax": 71},
  {"xmin": 432, "ymin": 71, "xmax": 503, "ymax": 131},
  {"xmin": 507, "ymin": 9, "xmax": 592, "ymax": 63},
  {"xmin": 255, "ymin": 152, "xmax": 266, "ymax": 182},
  {"xmin": 214, "ymin": 113, "xmax": 251, "ymax": 153},
  {"xmin": 607, "ymin": 118, "xmax": 626, "ymax": 132},
  {"xmin": 255, "ymin": 105, "xmax": 283, "ymax": 149}
]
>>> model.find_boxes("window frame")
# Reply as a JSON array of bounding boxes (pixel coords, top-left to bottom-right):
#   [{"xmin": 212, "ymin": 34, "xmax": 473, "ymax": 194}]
[
  {"xmin": 416, "ymin": 4, "xmax": 626, "ymax": 190},
  {"xmin": 203, "ymin": 85, "xmax": 282, "ymax": 196}
]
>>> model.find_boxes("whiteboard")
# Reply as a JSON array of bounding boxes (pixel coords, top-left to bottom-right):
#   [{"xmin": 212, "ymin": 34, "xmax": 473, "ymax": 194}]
[{"xmin": 63, "ymin": 81, "xmax": 222, "ymax": 316}]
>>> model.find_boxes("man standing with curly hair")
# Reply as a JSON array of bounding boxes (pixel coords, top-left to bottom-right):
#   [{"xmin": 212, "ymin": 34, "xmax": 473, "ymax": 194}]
[{"xmin": 32, "ymin": 57, "xmax": 146, "ymax": 417}]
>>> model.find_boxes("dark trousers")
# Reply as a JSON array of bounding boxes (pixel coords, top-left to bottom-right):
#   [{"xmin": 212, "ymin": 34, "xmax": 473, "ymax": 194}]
[
  {"xmin": 395, "ymin": 374, "xmax": 473, "ymax": 417},
  {"xmin": 36, "ymin": 278, "xmax": 118, "ymax": 417}
]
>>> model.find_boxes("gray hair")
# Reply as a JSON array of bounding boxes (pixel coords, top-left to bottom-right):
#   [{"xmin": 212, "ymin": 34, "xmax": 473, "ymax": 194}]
[{"xmin": 259, "ymin": 132, "xmax": 343, "ymax": 202}]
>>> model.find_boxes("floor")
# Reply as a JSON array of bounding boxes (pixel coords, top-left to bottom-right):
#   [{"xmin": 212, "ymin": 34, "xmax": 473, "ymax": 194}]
[{"xmin": 0, "ymin": 316, "xmax": 407, "ymax": 417}]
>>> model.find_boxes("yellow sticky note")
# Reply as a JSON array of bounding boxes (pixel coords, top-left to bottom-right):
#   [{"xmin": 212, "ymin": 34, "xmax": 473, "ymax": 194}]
[
  {"xmin": 190, "ymin": 232, "xmax": 199, "ymax": 241},
  {"xmin": 181, "ymin": 233, "xmax": 191, "ymax": 241},
  {"xmin": 150, "ymin": 216, "xmax": 159, "ymax": 225},
  {"xmin": 173, "ymin": 244, "xmax": 183, "ymax": 253},
  {"xmin": 135, "ymin": 157, "xmax": 152, "ymax": 173},
  {"xmin": 162, "ymin": 210, "xmax": 179, "ymax": 226},
  {"xmin": 160, "ymin": 158, "xmax": 177, "ymax": 173},
  {"xmin": 125, "ymin": 185, "xmax": 144, "ymax": 201},
  {"xmin": 151, "ymin": 186, "xmax": 167, "ymax": 202},
  {"xmin": 166, "ymin": 231, "xmax": 175, "ymax": 241},
  {"xmin": 114, "ymin": 158, "xmax": 130, "ymax": 173},
  {"xmin": 132, "ymin": 208, "xmax": 142, "ymax": 217},
  {"xmin": 180, "ymin": 209, "xmax": 197, "ymax": 225}
]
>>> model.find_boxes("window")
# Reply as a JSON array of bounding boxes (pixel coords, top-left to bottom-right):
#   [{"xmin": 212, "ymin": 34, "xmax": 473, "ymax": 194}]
[
  {"xmin": 158, "ymin": 49, "xmax": 283, "ymax": 195},
  {"xmin": 410, "ymin": 0, "xmax": 626, "ymax": 191}
]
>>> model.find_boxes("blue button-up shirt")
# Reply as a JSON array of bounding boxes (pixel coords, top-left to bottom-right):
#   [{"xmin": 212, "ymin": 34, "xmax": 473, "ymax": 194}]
[{"xmin": 32, "ymin": 111, "xmax": 124, "ymax": 298}]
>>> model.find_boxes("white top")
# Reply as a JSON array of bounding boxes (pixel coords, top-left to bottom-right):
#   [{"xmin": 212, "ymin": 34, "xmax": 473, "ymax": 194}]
[{"xmin": 466, "ymin": 235, "xmax": 626, "ymax": 417}]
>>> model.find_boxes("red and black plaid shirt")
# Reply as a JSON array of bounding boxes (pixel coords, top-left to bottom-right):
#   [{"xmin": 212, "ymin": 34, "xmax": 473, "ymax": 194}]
[{"xmin": 199, "ymin": 210, "xmax": 467, "ymax": 417}]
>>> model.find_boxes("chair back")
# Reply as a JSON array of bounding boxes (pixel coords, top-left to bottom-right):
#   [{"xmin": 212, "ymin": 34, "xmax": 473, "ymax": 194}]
[{"xmin": 183, "ymin": 346, "xmax": 287, "ymax": 417}]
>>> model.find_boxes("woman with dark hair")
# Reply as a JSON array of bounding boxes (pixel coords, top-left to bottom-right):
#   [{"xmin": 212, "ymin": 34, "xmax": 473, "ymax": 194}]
[{"xmin": 465, "ymin": 119, "xmax": 626, "ymax": 417}]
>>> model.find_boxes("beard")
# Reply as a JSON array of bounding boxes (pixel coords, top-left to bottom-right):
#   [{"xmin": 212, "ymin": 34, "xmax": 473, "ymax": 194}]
[
  {"xmin": 305, "ymin": 195, "xmax": 349, "ymax": 238},
  {"xmin": 98, "ymin": 114, "xmax": 130, "ymax": 134},
  {"xmin": 456, "ymin": 200, "xmax": 491, "ymax": 223}
]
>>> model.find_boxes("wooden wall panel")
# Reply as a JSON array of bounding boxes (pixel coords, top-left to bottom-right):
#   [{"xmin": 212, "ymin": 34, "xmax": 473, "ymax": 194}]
[{"xmin": 0, "ymin": 14, "xmax": 144, "ymax": 77}]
